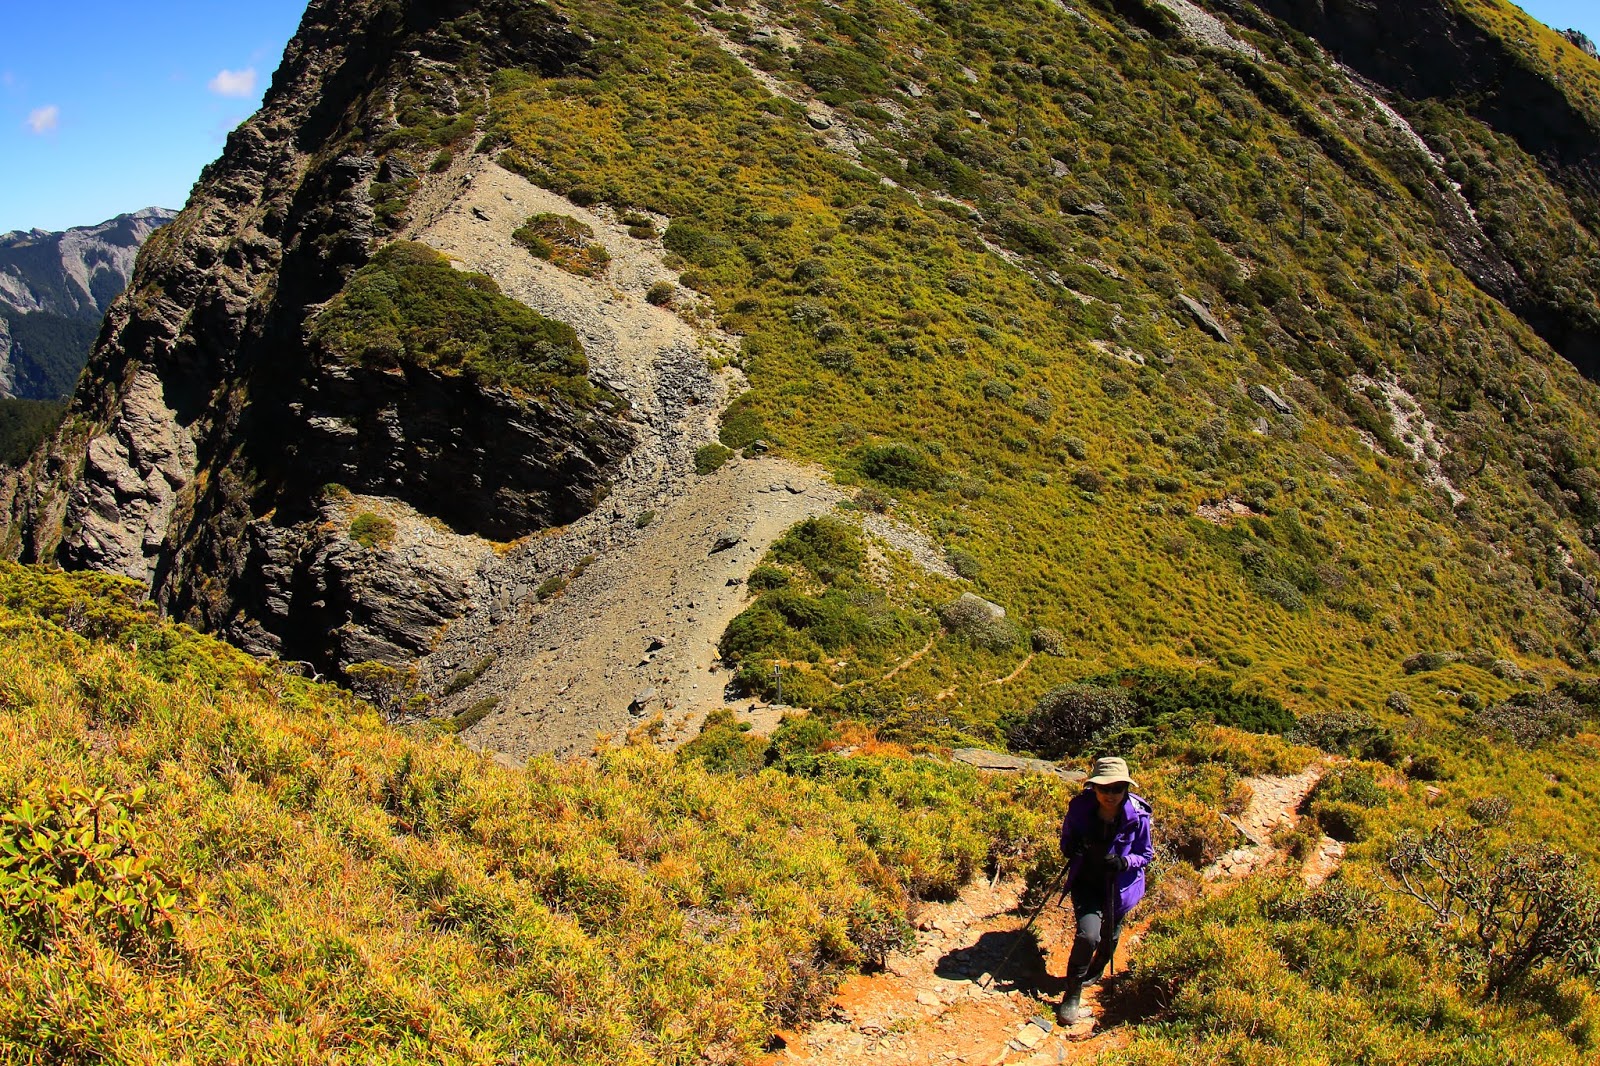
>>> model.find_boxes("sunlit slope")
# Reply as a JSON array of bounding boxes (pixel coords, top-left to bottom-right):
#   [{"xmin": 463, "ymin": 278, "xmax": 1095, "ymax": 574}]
[
  {"xmin": 0, "ymin": 563, "xmax": 1065, "ymax": 1063},
  {"xmin": 477, "ymin": 0, "xmax": 1600, "ymax": 743}
]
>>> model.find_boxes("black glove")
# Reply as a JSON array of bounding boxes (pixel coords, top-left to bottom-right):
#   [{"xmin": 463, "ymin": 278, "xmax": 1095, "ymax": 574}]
[{"xmin": 1105, "ymin": 854, "xmax": 1129, "ymax": 872}]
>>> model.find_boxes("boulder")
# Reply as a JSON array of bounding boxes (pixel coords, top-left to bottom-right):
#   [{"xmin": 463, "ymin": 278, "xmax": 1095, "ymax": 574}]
[
  {"xmin": 1178, "ymin": 293, "xmax": 1230, "ymax": 343},
  {"xmin": 951, "ymin": 748, "xmax": 1085, "ymax": 780}
]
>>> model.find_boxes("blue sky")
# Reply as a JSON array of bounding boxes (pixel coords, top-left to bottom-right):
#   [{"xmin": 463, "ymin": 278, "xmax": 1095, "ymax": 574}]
[
  {"xmin": 0, "ymin": 2, "xmax": 309, "ymax": 233},
  {"xmin": 1, "ymin": 1, "xmax": 1597, "ymax": 234}
]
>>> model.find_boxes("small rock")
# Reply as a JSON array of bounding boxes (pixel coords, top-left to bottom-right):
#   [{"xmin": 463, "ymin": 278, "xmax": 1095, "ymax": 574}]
[
  {"xmin": 1028, "ymin": 1016, "xmax": 1054, "ymax": 1034},
  {"xmin": 806, "ymin": 112, "xmax": 833, "ymax": 130},
  {"xmin": 471, "ymin": 206, "xmax": 491, "ymax": 221},
  {"xmin": 916, "ymin": 991, "xmax": 940, "ymax": 1006},
  {"xmin": 1248, "ymin": 383, "xmax": 1294, "ymax": 415},
  {"xmin": 710, "ymin": 531, "xmax": 742, "ymax": 553},
  {"xmin": 630, "ymin": 687, "xmax": 657, "ymax": 711},
  {"xmin": 745, "ymin": 438, "xmax": 770, "ymax": 454}
]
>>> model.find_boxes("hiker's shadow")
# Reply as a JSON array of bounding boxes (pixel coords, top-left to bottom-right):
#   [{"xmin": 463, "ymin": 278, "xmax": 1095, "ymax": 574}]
[{"xmin": 936, "ymin": 929, "xmax": 1069, "ymax": 997}]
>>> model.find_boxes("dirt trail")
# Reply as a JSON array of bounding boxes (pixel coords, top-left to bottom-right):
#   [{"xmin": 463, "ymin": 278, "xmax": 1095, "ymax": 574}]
[
  {"xmin": 762, "ymin": 764, "xmax": 1338, "ymax": 1066},
  {"xmin": 468, "ymin": 461, "xmax": 843, "ymax": 760}
]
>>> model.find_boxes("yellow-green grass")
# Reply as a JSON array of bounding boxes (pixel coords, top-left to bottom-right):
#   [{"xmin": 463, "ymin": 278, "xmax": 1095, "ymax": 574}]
[{"xmin": 0, "ymin": 563, "xmax": 1073, "ymax": 1063}]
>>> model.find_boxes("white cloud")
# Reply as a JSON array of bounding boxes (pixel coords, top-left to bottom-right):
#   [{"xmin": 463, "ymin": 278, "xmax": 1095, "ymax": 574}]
[
  {"xmin": 208, "ymin": 68, "xmax": 257, "ymax": 98},
  {"xmin": 25, "ymin": 105, "xmax": 58, "ymax": 135}
]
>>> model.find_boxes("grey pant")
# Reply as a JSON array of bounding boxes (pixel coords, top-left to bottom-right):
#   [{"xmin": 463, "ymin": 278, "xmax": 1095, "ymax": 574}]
[{"xmin": 1065, "ymin": 881, "xmax": 1125, "ymax": 988}]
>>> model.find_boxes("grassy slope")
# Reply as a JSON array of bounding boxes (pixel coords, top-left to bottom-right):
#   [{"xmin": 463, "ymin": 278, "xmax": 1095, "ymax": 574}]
[
  {"xmin": 488, "ymin": 0, "xmax": 1600, "ymax": 751},
  {"xmin": 485, "ymin": 0, "xmax": 1600, "ymax": 1056},
  {"xmin": 4, "ymin": 559, "xmax": 1599, "ymax": 1061},
  {"xmin": 0, "ymin": 563, "xmax": 1081, "ymax": 1064}
]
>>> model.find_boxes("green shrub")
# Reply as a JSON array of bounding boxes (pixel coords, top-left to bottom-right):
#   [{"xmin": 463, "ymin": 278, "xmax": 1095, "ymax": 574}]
[
  {"xmin": 1030, "ymin": 627, "xmax": 1068, "ymax": 656},
  {"xmin": 0, "ymin": 785, "xmax": 183, "ymax": 960},
  {"xmin": 939, "ymin": 594, "xmax": 1022, "ymax": 652},
  {"xmin": 947, "ymin": 548, "xmax": 982, "ymax": 580},
  {"xmin": 1291, "ymin": 707, "xmax": 1394, "ymax": 757},
  {"xmin": 718, "ymin": 395, "xmax": 767, "ymax": 449},
  {"xmin": 1008, "ymin": 683, "xmax": 1138, "ymax": 759},
  {"xmin": 694, "ymin": 443, "xmax": 734, "ymax": 474},
  {"xmin": 1387, "ymin": 822, "xmax": 1600, "ymax": 995},
  {"xmin": 645, "ymin": 281, "xmax": 676, "ymax": 306},
  {"xmin": 441, "ymin": 655, "xmax": 496, "ymax": 697},
  {"xmin": 856, "ymin": 442, "xmax": 941, "ymax": 490},
  {"xmin": 1087, "ymin": 668, "xmax": 1295, "ymax": 735},
  {"xmin": 635, "ymin": 509, "xmax": 656, "ymax": 528},
  {"xmin": 513, "ymin": 213, "xmax": 611, "ymax": 275},
  {"xmin": 679, "ymin": 709, "xmax": 769, "ymax": 774},
  {"xmin": 535, "ymin": 575, "xmax": 568, "ymax": 601},
  {"xmin": 1403, "ymin": 651, "xmax": 1459, "ymax": 674},
  {"xmin": 769, "ymin": 714, "xmax": 839, "ymax": 758},
  {"xmin": 772, "ymin": 517, "xmax": 864, "ymax": 578},
  {"xmin": 450, "ymin": 697, "xmax": 497, "ymax": 732},
  {"xmin": 1470, "ymin": 692, "xmax": 1583, "ymax": 748},
  {"xmin": 1310, "ymin": 765, "xmax": 1390, "ymax": 809},
  {"xmin": 312, "ymin": 242, "xmax": 602, "ymax": 405},
  {"xmin": 1313, "ymin": 800, "xmax": 1371, "ymax": 842},
  {"xmin": 349, "ymin": 512, "xmax": 396, "ymax": 549},
  {"xmin": 747, "ymin": 565, "xmax": 792, "ymax": 591}
]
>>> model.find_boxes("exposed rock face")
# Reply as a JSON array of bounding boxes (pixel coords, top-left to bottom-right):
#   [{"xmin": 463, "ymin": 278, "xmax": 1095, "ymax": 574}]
[
  {"xmin": 0, "ymin": 208, "xmax": 176, "ymax": 399},
  {"xmin": 61, "ymin": 370, "xmax": 196, "ymax": 583},
  {"xmin": 3, "ymin": 0, "xmax": 633, "ymax": 677}
]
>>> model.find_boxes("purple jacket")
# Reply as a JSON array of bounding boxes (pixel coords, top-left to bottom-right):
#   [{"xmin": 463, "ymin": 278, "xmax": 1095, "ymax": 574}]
[{"xmin": 1059, "ymin": 789, "xmax": 1154, "ymax": 920}]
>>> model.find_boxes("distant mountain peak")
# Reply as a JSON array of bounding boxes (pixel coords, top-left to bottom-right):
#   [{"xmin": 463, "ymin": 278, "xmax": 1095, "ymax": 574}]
[{"xmin": 0, "ymin": 207, "xmax": 177, "ymax": 399}]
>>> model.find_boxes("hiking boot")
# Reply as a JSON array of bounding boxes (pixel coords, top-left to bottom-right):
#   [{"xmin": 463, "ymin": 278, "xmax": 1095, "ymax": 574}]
[{"xmin": 1055, "ymin": 985, "xmax": 1084, "ymax": 1025}]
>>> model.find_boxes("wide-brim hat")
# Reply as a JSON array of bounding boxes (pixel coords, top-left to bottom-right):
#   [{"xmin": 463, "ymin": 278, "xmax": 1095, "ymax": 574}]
[{"xmin": 1086, "ymin": 756, "xmax": 1136, "ymax": 788}]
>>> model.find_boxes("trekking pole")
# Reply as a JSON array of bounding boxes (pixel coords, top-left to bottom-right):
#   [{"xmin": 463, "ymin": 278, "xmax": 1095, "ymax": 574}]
[{"xmin": 980, "ymin": 862, "xmax": 1072, "ymax": 990}]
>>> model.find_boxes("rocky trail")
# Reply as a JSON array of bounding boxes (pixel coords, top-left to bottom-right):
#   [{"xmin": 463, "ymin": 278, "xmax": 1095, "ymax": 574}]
[{"xmin": 761, "ymin": 763, "xmax": 1337, "ymax": 1066}]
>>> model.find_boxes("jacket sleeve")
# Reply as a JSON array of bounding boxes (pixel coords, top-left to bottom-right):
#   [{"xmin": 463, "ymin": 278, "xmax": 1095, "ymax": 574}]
[
  {"xmin": 1126, "ymin": 813, "xmax": 1154, "ymax": 872},
  {"xmin": 1059, "ymin": 810, "xmax": 1077, "ymax": 857}
]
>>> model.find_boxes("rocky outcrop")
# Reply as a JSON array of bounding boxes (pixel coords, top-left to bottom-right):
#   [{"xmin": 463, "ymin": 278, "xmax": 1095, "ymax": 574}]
[
  {"xmin": 60, "ymin": 370, "xmax": 195, "ymax": 583},
  {"xmin": 0, "ymin": 208, "xmax": 176, "ymax": 399},
  {"xmin": 283, "ymin": 361, "xmax": 632, "ymax": 542},
  {"xmin": 2, "ymin": 0, "xmax": 631, "ymax": 678}
]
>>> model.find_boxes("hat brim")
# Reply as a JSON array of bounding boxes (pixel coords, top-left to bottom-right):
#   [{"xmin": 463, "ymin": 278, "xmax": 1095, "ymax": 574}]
[{"xmin": 1086, "ymin": 774, "xmax": 1136, "ymax": 787}]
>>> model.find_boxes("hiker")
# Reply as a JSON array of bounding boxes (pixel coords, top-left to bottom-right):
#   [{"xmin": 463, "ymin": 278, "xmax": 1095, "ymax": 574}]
[{"xmin": 1055, "ymin": 756, "xmax": 1153, "ymax": 1025}]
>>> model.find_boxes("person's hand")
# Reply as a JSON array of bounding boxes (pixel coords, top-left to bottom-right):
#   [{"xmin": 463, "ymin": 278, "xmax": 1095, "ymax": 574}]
[{"xmin": 1105, "ymin": 854, "xmax": 1129, "ymax": 872}]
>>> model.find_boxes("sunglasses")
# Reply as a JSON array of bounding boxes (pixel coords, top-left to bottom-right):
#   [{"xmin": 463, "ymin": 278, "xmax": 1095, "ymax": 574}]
[{"xmin": 1093, "ymin": 783, "xmax": 1128, "ymax": 794}]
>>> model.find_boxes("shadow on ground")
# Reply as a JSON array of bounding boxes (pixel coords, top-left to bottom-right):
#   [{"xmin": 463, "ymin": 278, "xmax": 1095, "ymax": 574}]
[{"xmin": 937, "ymin": 929, "xmax": 1069, "ymax": 998}]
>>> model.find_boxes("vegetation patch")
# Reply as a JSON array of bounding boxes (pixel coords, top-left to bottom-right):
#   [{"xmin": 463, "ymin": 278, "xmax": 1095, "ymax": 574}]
[
  {"xmin": 693, "ymin": 442, "xmax": 734, "ymax": 474},
  {"xmin": 513, "ymin": 212, "xmax": 612, "ymax": 276},
  {"xmin": 348, "ymin": 511, "xmax": 396, "ymax": 550},
  {"xmin": 0, "ymin": 562, "xmax": 1076, "ymax": 1064},
  {"xmin": 313, "ymin": 241, "xmax": 607, "ymax": 406}
]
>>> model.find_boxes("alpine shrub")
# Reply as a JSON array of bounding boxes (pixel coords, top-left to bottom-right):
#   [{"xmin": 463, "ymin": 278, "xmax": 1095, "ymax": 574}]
[
  {"xmin": 0, "ymin": 785, "xmax": 184, "ymax": 960},
  {"xmin": 1470, "ymin": 692, "xmax": 1582, "ymax": 748},
  {"xmin": 857, "ymin": 443, "xmax": 941, "ymax": 490},
  {"xmin": 1008, "ymin": 684, "xmax": 1138, "ymax": 759}
]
